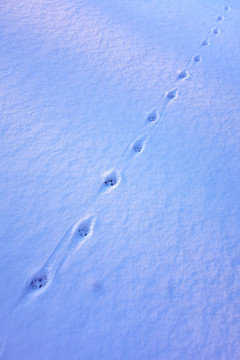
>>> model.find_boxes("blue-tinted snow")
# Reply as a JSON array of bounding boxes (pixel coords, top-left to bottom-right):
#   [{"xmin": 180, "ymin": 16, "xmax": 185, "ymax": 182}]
[{"xmin": 0, "ymin": 0, "xmax": 240, "ymax": 359}]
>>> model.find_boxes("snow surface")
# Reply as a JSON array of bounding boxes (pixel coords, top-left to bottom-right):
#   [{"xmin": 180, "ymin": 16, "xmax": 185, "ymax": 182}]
[{"xmin": 0, "ymin": 0, "xmax": 240, "ymax": 359}]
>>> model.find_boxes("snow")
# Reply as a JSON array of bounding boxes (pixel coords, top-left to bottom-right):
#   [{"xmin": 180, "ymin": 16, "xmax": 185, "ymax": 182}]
[{"xmin": 0, "ymin": 0, "xmax": 240, "ymax": 359}]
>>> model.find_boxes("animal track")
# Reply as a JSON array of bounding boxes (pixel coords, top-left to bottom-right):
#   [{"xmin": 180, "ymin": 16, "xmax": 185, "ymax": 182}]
[
  {"xmin": 202, "ymin": 39, "xmax": 210, "ymax": 47},
  {"xmin": 101, "ymin": 170, "xmax": 120, "ymax": 193},
  {"xmin": 131, "ymin": 135, "xmax": 148, "ymax": 154},
  {"xmin": 224, "ymin": 5, "xmax": 231, "ymax": 11},
  {"xmin": 147, "ymin": 110, "xmax": 159, "ymax": 122},
  {"xmin": 78, "ymin": 228, "xmax": 89, "ymax": 237},
  {"xmin": 77, "ymin": 218, "xmax": 93, "ymax": 238},
  {"xmin": 67, "ymin": 216, "xmax": 96, "ymax": 252},
  {"xmin": 133, "ymin": 144, "xmax": 142, "ymax": 153},
  {"xmin": 217, "ymin": 15, "xmax": 224, "ymax": 21},
  {"xmin": 104, "ymin": 177, "xmax": 117, "ymax": 187},
  {"xmin": 193, "ymin": 54, "xmax": 202, "ymax": 63},
  {"xmin": 213, "ymin": 27, "xmax": 220, "ymax": 35},
  {"xmin": 28, "ymin": 272, "xmax": 49, "ymax": 292},
  {"xmin": 177, "ymin": 69, "xmax": 189, "ymax": 81},
  {"xmin": 8, "ymin": 5, "xmax": 232, "ymax": 322},
  {"xmin": 166, "ymin": 88, "xmax": 179, "ymax": 102}
]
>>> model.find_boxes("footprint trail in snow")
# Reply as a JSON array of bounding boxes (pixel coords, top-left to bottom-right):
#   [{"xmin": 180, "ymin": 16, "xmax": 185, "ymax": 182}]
[
  {"xmin": 20, "ymin": 4, "xmax": 231, "ymax": 302},
  {"xmin": 1, "ymin": 8, "xmax": 232, "ymax": 354}
]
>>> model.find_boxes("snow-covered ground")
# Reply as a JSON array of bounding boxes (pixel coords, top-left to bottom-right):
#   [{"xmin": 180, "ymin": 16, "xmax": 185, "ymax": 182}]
[{"xmin": 0, "ymin": 0, "xmax": 240, "ymax": 359}]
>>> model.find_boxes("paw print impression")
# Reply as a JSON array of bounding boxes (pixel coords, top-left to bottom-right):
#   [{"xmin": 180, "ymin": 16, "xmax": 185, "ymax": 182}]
[
  {"xmin": 132, "ymin": 135, "xmax": 148, "ymax": 154},
  {"xmin": 166, "ymin": 88, "xmax": 179, "ymax": 102},
  {"xmin": 177, "ymin": 69, "xmax": 189, "ymax": 81},
  {"xmin": 133, "ymin": 144, "xmax": 143, "ymax": 153},
  {"xmin": 213, "ymin": 27, "xmax": 220, "ymax": 35},
  {"xmin": 101, "ymin": 171, "xmax": 120, "ymax": 193},
  {"xmin": 29, "ymin": 274, "xmax": 48, "ymax": 291},
  {"xmin": 104, "ymin": 178, "xmax": 117, "ymax": 187},
  {"xmin": 104, "ymin": 172, "xmax": 119, "ymax": 188},
  {"xmin": 147, "ymin": 110, "xmax": 158, "ymax": 123},
  {"xmin": 224, "ymin": 6, "xmax": 231, "ymax": 11},
  {"xmin": 77, "ymin": 220, "xmax": 92, "ymax": 238},
  {"xmin": 193, "ymin": 54, "xmax": 202, "ymax": 63},
  {"xmin": 78, "ymin": 227, "xmax": 89, "ymax": 237},
  {"xmin": 70, "ymin": 217, "xmax": 95, "ymax": 252},
  {"xmin": 202, "ymin": 39, "xmax": 210, "ymax": 47},
  {"xmin": 217, "ymin": 15, "xmax": 224, "ymax": 21}
]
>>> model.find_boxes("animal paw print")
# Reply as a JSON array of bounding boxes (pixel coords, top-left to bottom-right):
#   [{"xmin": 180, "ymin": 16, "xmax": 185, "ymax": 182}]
[
  {"xmin": 29, "ymin": 275, "xmax": 48, "ymax": 291},
  {"xmin": 147, "ymin": 110, "xmax": 159, "ymax": 123},
  {"xmin": 224, "ymin": 5, "xmax": 231, "ymax": 11},
  {"xmin": 213, "ymin": 27, "xmax": 220, "ymax": 35},
  {"xmin": 104, "ymin": 178, "xmax": 117, "ymax": 187},
  {"xmin": 193, "ymin": 54, "xmax": 202, "ymax": 63},
  {"xmin": 77, "ymin": 218, "xmax": 94, "ymax": 238},
  {"xmin": 177, "ymin": 69, "xmax": 189, "ymax": 81},
  {"xmin": 131, "ymin": 135, "xmax": 148, "ymax": 154},
  {"xmin": 78, "ymin": 227, "xmax": 89, "ymax": 237},
  {"xmin": 202, "ymin": 39, "xmax": 210, "ymax": 47},
  {"xmin": 217, "ymin": 15, "xmax": 224, "ymax": 21},
  {"xmin": 166, "ymin": 88, "xmax": 179, "ymax": 102},
  {"xmin": 101, "ymin": 171, "xmax": 120, "ymax": 193},
  {"xmin": 133, "ymin": 144, "xmax": 142, "ymax": 152},
  {"xmin": 69, "ymin": 217, "xmax": 95, "ymax": 253}
]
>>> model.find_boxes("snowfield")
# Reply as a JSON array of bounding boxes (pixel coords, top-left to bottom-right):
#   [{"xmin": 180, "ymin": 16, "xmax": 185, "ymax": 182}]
[{"xmin": 0, "ymin": 0, "xmax": 240, "ymax": 359}]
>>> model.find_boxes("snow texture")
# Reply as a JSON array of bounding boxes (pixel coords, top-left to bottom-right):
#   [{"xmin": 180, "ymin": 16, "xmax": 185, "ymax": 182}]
[{"xmin": 0, "ymin": 0, "xmax": 240, "ymax": 359}]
